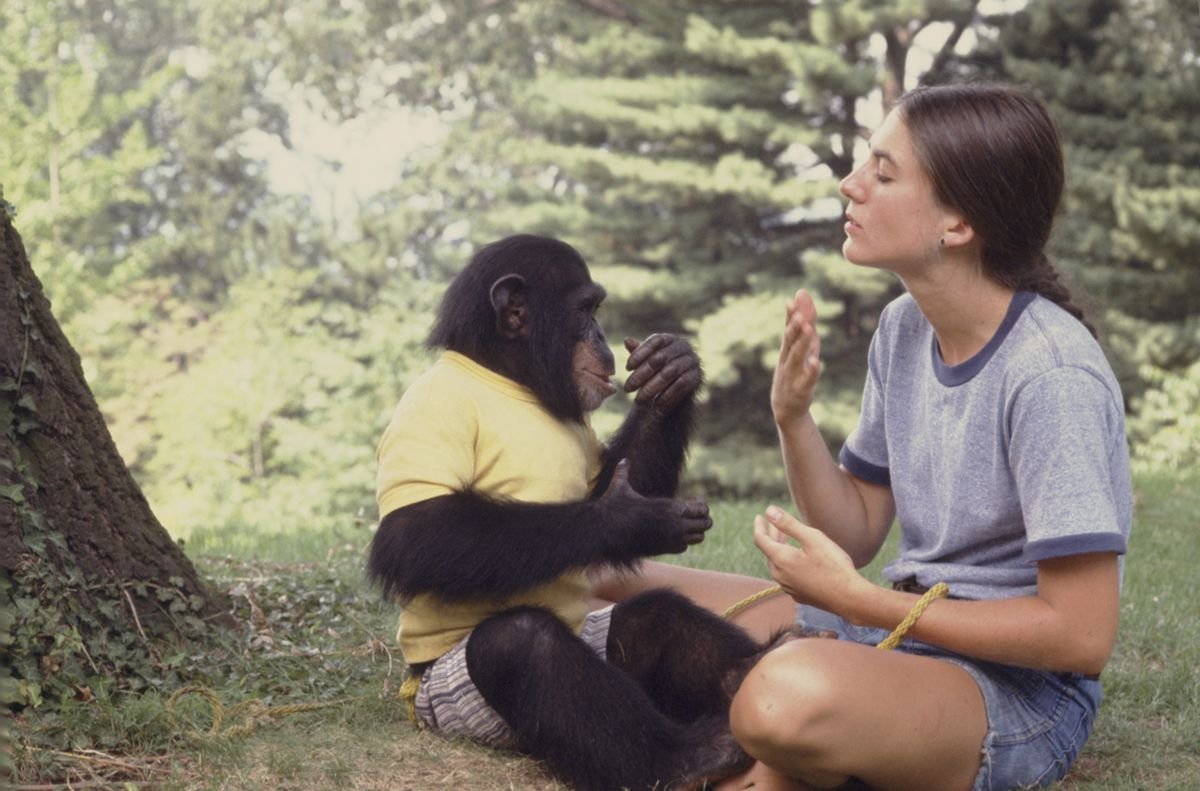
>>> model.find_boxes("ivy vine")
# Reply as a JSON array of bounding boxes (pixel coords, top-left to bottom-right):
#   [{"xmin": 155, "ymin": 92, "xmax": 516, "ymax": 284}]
[{"xmin": 1, "ymin": 285, "xmax": 213, "ymax": 715}]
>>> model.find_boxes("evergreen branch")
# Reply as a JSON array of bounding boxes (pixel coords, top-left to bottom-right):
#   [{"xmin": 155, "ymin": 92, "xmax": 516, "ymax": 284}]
[
  {"xmin": 569, "ymin": 0, "xmax": 639, "ymax": 24},
  {"xmin": 929, "ymin": 0, "xmax": 984, "ymax": 76}
]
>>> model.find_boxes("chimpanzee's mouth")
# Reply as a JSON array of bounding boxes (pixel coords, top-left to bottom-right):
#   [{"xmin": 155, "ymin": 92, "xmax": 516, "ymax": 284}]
[{"xmin": 580, "ymin": 368, "xmax": 618, "ymax": 393}]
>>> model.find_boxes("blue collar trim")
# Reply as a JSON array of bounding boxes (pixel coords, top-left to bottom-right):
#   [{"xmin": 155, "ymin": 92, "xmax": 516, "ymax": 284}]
[{"xmin": 931, "ymin": 291, "xmax": 1036, "ymax": 386}]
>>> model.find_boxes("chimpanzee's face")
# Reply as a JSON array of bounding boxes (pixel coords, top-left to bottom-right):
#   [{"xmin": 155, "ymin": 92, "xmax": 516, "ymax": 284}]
[{"xmin": 568, "ymin": 282, "xmax": 616, "ymax": 412}]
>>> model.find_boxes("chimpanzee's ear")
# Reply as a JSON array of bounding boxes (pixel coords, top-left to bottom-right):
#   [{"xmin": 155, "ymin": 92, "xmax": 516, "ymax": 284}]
[{"xmin": 489, "ymin": 274, "xmax": 529, "ymax": 339}]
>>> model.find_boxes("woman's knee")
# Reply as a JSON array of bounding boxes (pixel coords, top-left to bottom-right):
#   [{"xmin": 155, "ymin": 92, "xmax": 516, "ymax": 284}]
[{"xmin": 730, "ymin": 640, "xmax": 846, "ymax": 759}]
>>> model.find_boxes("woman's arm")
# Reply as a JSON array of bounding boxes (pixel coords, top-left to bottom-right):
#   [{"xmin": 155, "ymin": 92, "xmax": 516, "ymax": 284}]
[
  {"xmin": 772, "ymin": 290, "xmax": 895, "ymax": 565},
  {"xmin": 851, "ymin": 553, "xmax": 1119, "ymax": 675},
  {"xmin": 777, "ymin": 413, "xmax": 896, "ymax": 566},
  {"xmin": 755, "ymin": 508, "xmax": 1120, "ymax": 676}
]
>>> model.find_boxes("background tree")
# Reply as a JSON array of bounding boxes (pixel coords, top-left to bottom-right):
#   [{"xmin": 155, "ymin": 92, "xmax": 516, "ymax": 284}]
[{"xmin": 1, "ymin": 201, "xmax": 227, "ymax": 710}]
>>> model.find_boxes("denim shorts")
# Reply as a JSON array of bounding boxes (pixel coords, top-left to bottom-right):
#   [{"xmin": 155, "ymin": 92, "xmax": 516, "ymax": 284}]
[{"xmin": 798, "ymin": 605, "xmax": 1103, "ymax": 791}]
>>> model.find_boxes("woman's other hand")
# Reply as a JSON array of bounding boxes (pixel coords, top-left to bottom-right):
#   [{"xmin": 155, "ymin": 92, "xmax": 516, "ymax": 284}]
[{"xmin": 753, "ymin": 505, "xmax": 871, "ymax": 612}]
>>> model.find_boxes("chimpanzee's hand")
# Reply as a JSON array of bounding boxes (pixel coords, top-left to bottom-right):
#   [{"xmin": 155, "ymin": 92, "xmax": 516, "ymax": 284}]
[
  {"xmin": 623, "ymin": 334, "xmax": 702, "ymax": 415},
  {"xmin": 602, "ymin": 459, "xmax": 712, "ymax": 555}
]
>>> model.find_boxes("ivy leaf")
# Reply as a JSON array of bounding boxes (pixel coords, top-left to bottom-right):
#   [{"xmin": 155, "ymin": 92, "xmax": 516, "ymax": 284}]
[
  {"xmin": 15, "ymin": 417, "xmax": 41, "ymax": 435},
  {"xmin": 0, "ymin": 676, "xmax": 21, "ymax": 706},
  {"xmin": 0, "ymin": 484, "xmax": 24, "ymax": 504},
  {"xmin": 18, "ymin": 679, "xmax": 43, "ymax": 708},
  {"xmin": 20, "ymin": 360, "xmax": 42, "ymax": 381},
  {"xmin": 15, "ymin": 597, "xmax": 40, "ymax": 618}
]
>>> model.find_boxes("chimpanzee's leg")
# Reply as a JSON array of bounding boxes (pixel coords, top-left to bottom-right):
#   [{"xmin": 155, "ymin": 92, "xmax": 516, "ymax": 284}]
[
  {"xmin": 607, "ymin": 588, "xmax": 791, "ymax": 722},
  {"xmin": 465, "ymin": 606, "xmax": 752, "ymax": 791}
]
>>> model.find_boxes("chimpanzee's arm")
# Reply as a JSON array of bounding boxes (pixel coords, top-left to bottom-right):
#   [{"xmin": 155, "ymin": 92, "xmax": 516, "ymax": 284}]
[
  {"xmin": 368, "ymin": 468, "xmax": 711, "ymax": 602},
  {"xmin": 595, "ymin": 399, "xmax": 695, "ymax": 498},
  {"xmin": 593, "ymin": 333, "xmax": 702, "ymax": 498}
]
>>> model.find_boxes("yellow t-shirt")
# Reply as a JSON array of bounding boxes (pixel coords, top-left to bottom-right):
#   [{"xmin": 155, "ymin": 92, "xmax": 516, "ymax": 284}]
[{"xmin": 375, "ymin": 351, "xmax": 604, "ymax": 663}]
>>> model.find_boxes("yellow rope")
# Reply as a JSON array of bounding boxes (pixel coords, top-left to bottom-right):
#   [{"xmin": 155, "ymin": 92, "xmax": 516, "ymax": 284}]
[
  {"xmin": 722, "ymin": 580, "xmax": 949, "ymax": 651},
  {"xmin": 721, "ymin": 584, "xmax": 785, "ymax": 620},
  {"xmin": 398, "ymin": 670, "xmax": 422, "ymax": 725},
  {"xmin": 876, "ymin": 582, "xmax": 950, "ymax": 651},
  {"xmin": 166, "ymin": 684, "xmax": 352, "ymax": 740}
]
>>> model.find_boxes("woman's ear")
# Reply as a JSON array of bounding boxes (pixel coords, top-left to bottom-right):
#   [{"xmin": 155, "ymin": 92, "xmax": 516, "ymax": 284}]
[{"xmin": 940, "ymin": 213, "xmax": 975, "ymax": 250}]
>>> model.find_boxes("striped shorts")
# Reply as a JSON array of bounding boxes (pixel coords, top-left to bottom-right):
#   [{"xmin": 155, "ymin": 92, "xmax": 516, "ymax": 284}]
[{"xmin": 412, "ymin": 605, "xmax": 614, "ymax": 748}]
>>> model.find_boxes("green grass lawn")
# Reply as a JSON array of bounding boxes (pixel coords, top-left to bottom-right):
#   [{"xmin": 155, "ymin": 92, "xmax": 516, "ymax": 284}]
[{"xmin": 12, "ymin": 471, "xmax": 1200, "ymax": 789}]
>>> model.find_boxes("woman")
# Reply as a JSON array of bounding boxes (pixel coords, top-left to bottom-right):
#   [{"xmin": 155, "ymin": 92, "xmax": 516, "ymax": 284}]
[{"xmin": 723, "ymin": 84, "xmax": 1132, "ymax": 790}]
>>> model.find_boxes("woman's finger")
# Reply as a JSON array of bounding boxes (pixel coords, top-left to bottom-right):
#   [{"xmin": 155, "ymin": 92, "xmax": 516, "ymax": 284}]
[
  {"xmin": 794, "ymin": 289, "xmax": 818, "ymax": 326},
  {"xmin": 753, "ymin": 515, "xmax": 792, "ymax": 561},
  {"xmin": 764, "ymin": 505, "xmax": 809, "ymax": 544}
]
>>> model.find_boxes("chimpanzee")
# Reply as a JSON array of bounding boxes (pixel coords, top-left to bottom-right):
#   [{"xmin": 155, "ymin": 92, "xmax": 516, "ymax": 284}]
[{"xmin": 368, "ymin": 234, "xmax": 790, "ymax": 791}]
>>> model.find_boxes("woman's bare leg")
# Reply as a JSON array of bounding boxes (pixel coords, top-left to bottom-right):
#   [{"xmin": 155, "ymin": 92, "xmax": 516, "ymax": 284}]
[
  {"xmin": 730, "ymin": 639, "xmax": 987, "ymax": 791},
  {"xmin": 588, "ymin": 560, "xmax": 797, "ymax": 642}
]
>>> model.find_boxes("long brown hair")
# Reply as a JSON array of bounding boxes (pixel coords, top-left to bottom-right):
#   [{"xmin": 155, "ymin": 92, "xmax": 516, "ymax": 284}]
[{"xmin": 896, "ymin": 83, "xmax": 1096, "ymax": 337}]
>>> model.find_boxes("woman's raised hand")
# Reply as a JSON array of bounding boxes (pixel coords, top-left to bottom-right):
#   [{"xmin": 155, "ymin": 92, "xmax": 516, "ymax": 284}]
[{"xmin": 771, "ymin": 289, "xmax": 821, "ymax": 427}]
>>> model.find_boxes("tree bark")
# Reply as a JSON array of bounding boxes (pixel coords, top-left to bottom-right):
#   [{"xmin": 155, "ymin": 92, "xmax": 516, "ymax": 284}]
[{"xmin": 1, "ymin": 204, "xmax": 228, "ymax": 707}]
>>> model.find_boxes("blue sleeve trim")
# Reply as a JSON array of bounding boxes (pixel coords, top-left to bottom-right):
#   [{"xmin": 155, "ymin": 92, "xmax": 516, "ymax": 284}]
[
  {"xmin": 839, "ymin": 447, "xmax": 891, "ymax": 486},
  {"xmin": 1025, "ymin": 533, "xmax": 1127, "ymax": 561}
]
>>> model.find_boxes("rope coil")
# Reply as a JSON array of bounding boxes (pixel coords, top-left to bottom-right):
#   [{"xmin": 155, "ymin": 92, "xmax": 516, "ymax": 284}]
[{"xmin": 166, "ymin": 684, "xmax": 349, "ymax": 739}]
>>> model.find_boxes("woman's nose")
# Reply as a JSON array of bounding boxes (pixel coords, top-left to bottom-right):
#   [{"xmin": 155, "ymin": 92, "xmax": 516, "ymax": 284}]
[{"xmin": 839, "ymin": 166, "xmax": 864, "ymax": 202}]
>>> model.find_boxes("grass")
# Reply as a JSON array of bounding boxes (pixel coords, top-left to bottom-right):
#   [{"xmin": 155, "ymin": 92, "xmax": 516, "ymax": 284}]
[{"xmin": 10, "ymin": 470, "xmax": 1200, "ymax": 789}]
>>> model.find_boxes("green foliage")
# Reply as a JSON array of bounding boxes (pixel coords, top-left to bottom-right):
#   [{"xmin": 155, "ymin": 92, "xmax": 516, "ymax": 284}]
[
  {"xmin": 1128, "ymin": 355, "xmax": 1200, "ymax": 470},
  {"xmin": 95, "ymin": 267, "xmax": 441, "ymax": 542},
  {"xmin": 0, "ymin": 0, "xmax": 176, "ymax": 319}
]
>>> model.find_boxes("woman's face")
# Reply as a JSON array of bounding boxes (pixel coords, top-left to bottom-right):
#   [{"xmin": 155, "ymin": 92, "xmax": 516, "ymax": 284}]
[{"xmin": 839, "ymin": 111, "xmax": 957, "ymax": 273}]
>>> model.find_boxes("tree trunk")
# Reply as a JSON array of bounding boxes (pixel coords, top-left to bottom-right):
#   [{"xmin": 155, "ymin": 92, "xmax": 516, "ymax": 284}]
[{"xmin": 1, "ymin": 203, "xmax": 228, "ymax": 709}]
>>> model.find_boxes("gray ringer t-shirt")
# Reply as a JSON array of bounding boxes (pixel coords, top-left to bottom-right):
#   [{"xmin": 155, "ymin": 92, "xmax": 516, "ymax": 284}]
[{"xmin": 839, "ymin": 291, "xmax": 1132, "ymax": 601}]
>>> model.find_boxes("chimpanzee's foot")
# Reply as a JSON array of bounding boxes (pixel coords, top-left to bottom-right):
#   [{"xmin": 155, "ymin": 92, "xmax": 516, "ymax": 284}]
[
  {"xmin": 668, "ymin": 716, "xmax": 756, "ymax": 791},
  {"xmin": 772, "ymin": 622, "xmax": 841, "ymax": 646}
]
